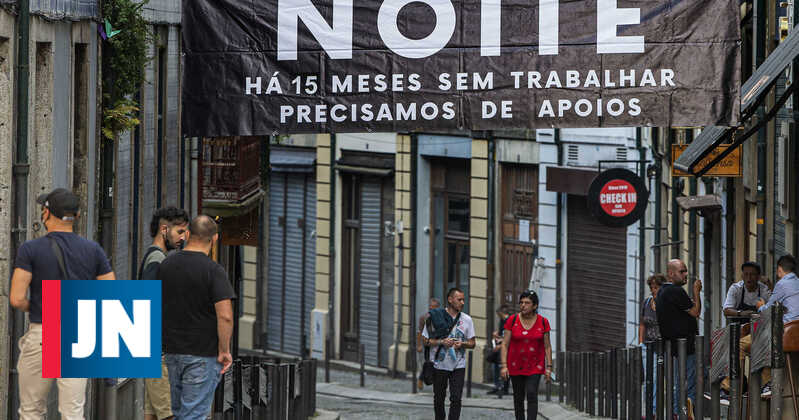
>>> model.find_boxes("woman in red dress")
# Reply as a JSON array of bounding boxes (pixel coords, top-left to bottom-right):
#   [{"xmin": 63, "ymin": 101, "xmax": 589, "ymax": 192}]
[{"xmin": 500, "ymin": 290, "xmax": 552, "ymax": 420}]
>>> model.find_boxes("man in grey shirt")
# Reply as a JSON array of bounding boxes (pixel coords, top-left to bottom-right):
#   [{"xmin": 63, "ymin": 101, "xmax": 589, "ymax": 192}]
[
  {"xmin": 138, "ymin": 206, "xmax": 189, "ymax": 420},
  {"xmin": 722, "ymin": 262, "xmax": 771, "ymax": 319},
  {"xmin": 139, "ymin": 207, "xmax": 189, "ymax": 280}
]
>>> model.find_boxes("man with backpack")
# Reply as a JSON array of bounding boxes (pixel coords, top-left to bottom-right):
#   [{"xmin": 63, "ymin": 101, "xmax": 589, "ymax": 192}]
[
  {"xmin": 138, "ymin": 207, "xmax": 189, "ymax": 420},
  {"xmin": 9, "ymin": 188, "xmax": 115, "ymax": 419},
  {"xmin": 422, "ymin": 288, "xmax": 476, "ymax": 420}
]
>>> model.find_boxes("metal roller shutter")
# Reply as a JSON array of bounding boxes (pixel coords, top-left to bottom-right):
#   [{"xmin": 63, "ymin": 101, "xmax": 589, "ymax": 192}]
[
  {"xmin": 359, "ymin": 181, "xmax": 382, "ymax": 366},
  {"xmin": 566, "ymin": 195, "xmax": 627, "ymax": 352},
  {"xmin": 282, "ymin": 175, "xmax": 306, "ymax": 355},
  {"xmin": 267, "ymin": 174, "xmax": 286, "ymax": 352},
  {"xmin": 267, "ymin": 170, "xmax": 316, "ymax": 356}
]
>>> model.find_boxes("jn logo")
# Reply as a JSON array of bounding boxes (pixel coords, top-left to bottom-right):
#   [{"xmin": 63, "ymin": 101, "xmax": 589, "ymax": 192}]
[{"xmin": 42, "ymin": 280, "xmax": 162, "ymax": 378}]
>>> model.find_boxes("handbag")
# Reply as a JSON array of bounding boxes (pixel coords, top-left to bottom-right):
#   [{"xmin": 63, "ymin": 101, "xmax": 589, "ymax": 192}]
[{"xmin": 421, "ymin": 312, "xmax": 462, "ymax": 385}]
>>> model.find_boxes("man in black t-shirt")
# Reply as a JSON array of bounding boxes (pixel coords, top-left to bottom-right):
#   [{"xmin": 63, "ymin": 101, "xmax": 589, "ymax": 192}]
[
  {"xmin": 656, "ymin": 259, "xmax": 702, "ymax": 418},
  {"xmin": 10, "ymin": 188, "xmax": 115, "ymax": 419},
  {"xmin": 159, "ymin": 215, "xmax": 235, "ymax": 420}
]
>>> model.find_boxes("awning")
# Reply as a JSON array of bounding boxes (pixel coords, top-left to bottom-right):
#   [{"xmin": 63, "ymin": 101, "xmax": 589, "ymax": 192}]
[
  {"xmin": 270, "ymin": 147, "xmax": 316, "ymax": 173},
  {"xmin": 674, "ymin": 27, "xmax": 799, "ymax": 176},
  {"xmin": 335, "ymin": 151, "xmax": 395, "ymax": 177},
  {"xmin": 545, "ymin": 166, "xmax": 598, "ymax": 196}
]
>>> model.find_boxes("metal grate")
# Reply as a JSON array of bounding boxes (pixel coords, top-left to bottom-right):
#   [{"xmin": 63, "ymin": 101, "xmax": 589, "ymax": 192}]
[
  {"xmin": 616, "ymin": 147, "xmax": 628, "ymax": 161},
  {"xmin": 567, "ymin": 144, "xmax": 579, "ymax": 161}
]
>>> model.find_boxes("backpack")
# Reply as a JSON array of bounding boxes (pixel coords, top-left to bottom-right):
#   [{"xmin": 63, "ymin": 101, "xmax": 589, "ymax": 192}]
[{"xmin": 421, "ymin": 310, "xmax": 461, "ymax": 385}]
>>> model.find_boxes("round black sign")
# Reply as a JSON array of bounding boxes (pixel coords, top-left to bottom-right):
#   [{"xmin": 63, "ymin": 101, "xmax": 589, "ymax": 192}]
[{"xmin": 587, "ymin": 168, "xmax": 649, "ymax": 227}]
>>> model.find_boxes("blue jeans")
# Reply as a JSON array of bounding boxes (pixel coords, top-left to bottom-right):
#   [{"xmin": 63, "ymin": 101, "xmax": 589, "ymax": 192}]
[
  {"xmin": 672, "ymin": 353, "xmax": 696, "ymax": 415},
  {"xmin": 165, "ymin": 354, "xmax": 222, "ymax": 420},
  {"xmin": 642, "ymin": 343, "xmax": 657, "ymax": 414}
]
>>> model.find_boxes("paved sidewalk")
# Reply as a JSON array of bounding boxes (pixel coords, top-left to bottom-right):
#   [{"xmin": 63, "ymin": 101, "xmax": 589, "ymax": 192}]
[{"xmin": 315, "ymin": 366, "xmax": 604, "ymax": 420}]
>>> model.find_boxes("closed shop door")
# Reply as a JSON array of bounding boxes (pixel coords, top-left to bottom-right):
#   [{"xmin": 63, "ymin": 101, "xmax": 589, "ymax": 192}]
[
  {"xmin": 341, "ymin": 174, "xmax": 395, "ymax": 366},
  {"xmin": 566, "ymin": 195, "xmax": 626, "ymax": 352},
  {"xmin": 430, "ymin": 159, "xmax": 471, "ymax": 311},
  {"xmin": 267, "ymin": 172, "xmax": 316, "ymax": 356},
  {"xmin": 500, "ymin": 164, "xmax": 538, "ymax": 305}
]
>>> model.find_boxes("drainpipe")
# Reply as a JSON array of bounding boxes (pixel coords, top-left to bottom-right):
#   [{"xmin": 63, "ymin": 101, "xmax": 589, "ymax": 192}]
[
  {"xmin": 554, "ymin": 129, "xmax": 563, "ymax": 353},
  {"xmin": 486, "ymin": 133, "xmax": 496, "ymax": 381},
  {"xmin": 653, "ymin": 129, "xmax": 663, "ymax": 272},
  {"xmin": 410, "ymin": 133, "xmax": 419, "ymax": 386},
  {"xmin": 687, "ymin": 130, "xmax": 698, "ymax": 294},
  {"xmin": 328, "ymin": 134, "xmax": 336, "ymax": 359},
  {"xmin": 9, "ymin": 0, "xmax": 31, "ymax": 418},
  {"xmin": 636, "ymin": 128, "xmax": 646, "ymax": 317},
  {"xmin": 670, "ymin": 130, "xmax": 681, "ymax": 260},
  {"xmin": 256, "ymin": 138, "xmax": 270, "ymax": 348},
  {"xmin": 754, "ymin": 0, "xmax": 767, "ymax": 269}
]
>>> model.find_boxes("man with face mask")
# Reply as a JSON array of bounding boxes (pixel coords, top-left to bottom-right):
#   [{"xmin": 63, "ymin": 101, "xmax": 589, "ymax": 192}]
[
  {"xmin": 9, "ymin": 188, "xmax": 115, "ymax": 419},
  {"xmin": 138, "ymin": 206, "xmax": 189, "ymax": 420}
]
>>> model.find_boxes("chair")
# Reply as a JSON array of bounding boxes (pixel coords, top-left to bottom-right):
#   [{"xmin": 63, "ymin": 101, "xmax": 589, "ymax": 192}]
[{"xmin": 782, "ymin": 319, "xmax": 799, "ymax": 420}]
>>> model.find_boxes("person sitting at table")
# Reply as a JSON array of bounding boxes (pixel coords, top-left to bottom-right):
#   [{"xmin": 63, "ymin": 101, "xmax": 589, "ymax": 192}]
[{"xmin": 722, "ymin": 262, "xmax": 771, "ymax": 319}]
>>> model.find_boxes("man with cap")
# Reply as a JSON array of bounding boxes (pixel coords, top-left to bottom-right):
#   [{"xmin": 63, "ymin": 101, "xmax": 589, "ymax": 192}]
[
  {"xmin": 9, "ymin": 188, "xmax": 115, "ymax": 420},
  {"xmin": 723, "ymin": 262, "xmax": 772, "ymax": 319}
]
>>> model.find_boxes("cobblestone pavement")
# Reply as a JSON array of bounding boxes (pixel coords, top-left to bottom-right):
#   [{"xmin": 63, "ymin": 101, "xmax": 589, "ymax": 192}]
[{"xmin": 315, "ymin": 367, "xmax": 555, "ymax": 420}]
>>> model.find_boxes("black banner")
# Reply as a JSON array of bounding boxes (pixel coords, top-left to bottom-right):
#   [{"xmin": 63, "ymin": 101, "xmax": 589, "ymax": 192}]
[{"xmin": 182, "ymin": 0, "xmax": 741, "ymax": 136}]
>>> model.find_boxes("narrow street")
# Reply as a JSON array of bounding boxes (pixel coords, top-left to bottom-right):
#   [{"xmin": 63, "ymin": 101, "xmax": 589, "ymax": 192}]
[{"xmin": 316, "ymin": 368, "xmax": 597, "ymax": 420}]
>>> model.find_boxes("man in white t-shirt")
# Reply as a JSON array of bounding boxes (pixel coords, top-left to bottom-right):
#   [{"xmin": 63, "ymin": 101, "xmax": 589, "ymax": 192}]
[{"xmin": 422, "ymin": 288, "xmax": 476, "ymax": 420}]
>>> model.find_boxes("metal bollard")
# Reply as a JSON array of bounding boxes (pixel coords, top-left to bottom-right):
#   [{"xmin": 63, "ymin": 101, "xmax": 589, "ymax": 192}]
[
  {"xmin": 587, "ymin": 352, "xmax": 593, "ymax": 416},
  {"xmin": 606, "ymin": 350, "xmax": 613, "ymax": 418},
  {"xmin": 646, "ymin": 342, "xmax": 654, "ymax": 420},
  {"xmin": 695, "ymin": 337, "xmax": 704, "ymax": 420},
  {"xmin": 568, "ymin": 352, "xmax": 574, "ymax": 407},
  {"xmin": 771, "ymin": 304, "xmax": 786, "ymax": 420},
  {"xmin": 598, "ymin": 352, "xmax": 606, "ymax": 416},
  {"xmin": 627, "ymin": 348, "xmax": 634, "ymax": 420},
  {"xmin": 656, "ymin": 340, "xmax": 664, "ymax": 420},
  {"xmin": 234, "ymin": 359, "xmax": 243, "ymax": 420},
  {"xmin": 578, "ymin": 352, "xmax": 585, "ymax": 412},
  {"xmin": 586, "ymin": 352, "xmax": 597, "ymax": 416},
  {"xmin": 325, "ymin": 336, "xmax": 331, "ymax": 383},
  {"xmin": 621, "ymin": 348, "xmax": 628, "ymax": 420},
  {"xmin": 729, "ymin": 324, "xmax": 742, "ymax": 420},
  {"xmin": 665, "ymin": 340, "xmax": 673, "ymax": 419},
  {"xmin": 558, "ymin": 351, "xmax": 564, "ymax": 403},
  {"xmin": 467, "ymin": 351, "xmax": 473, "ymax": 398},
  {"xmin": 677, "ymin": 338, "xmax": 687, "ymax": 420},
  {"xmin": 360, "ymin": 343, "xmax": 365, "ymax": 387},
  {"xmin": 632, "ymin": 347, "xmax": 642, "ymax": 420},
  {"xmin": 749, "ymin": 334, "xmax": 761, "ymax": 420},
  {"xmin": 610, "ymin": 349, "xmax": 619, "ymax": 419}
]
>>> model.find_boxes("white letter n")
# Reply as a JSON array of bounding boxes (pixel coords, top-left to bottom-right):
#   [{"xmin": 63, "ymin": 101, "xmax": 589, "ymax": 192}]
[
  {"xmin": 278, "ymin": 0, "xmax": 353, "ymax": 60},
  {"xmin": 101, "ymin": 300, "xmax": 151, "ymax": 358}
]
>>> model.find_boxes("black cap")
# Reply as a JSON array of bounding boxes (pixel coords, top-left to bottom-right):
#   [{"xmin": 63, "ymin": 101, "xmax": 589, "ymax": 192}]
[
  {"xmin": 741, "ymin": 261, "xmax": 762, "ymax": 274},
  {"xmin": 36, "ymin": 188, "xmax": 80, "ymax": 220}
]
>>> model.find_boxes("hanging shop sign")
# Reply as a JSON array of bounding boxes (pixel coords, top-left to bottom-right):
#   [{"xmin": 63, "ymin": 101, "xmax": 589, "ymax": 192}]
[
  {"xmin": 587, "ymin": 168, "xmax": 649, "ymax": 227},
  {"xmin": 671, "ymin": 144, "xmax": 742, "ymax": 177},
  {"xmin": 182, "ymin": 0, "xmax": 741, "ymax": 136}
]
